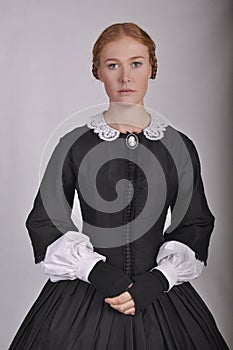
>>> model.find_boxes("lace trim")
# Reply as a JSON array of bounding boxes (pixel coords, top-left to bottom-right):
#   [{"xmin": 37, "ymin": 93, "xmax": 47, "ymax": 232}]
[
  {"xmin": 87, "ymin": 113, "xmax": 120, "ymax": 141},
  {"xmin": 87, "ymin": 112, "xmax": 168, "ymax": 141}
]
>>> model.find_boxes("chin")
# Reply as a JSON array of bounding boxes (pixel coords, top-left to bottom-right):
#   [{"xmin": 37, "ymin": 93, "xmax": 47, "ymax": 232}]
[{"xmin": 114, "ymin": 97, "xmax": 142, "ymax": 105}]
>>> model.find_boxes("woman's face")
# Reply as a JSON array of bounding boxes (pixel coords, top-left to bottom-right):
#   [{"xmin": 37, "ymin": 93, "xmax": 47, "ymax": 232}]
[{"xmin": 97, "ymin": 36, "xmax": 152, "ymax": 106}]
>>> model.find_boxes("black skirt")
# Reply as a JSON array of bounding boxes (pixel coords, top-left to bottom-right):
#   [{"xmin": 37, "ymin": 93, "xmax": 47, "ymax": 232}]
[{"xmin": 9, "ymin": 279, "xmax": 229, "ymax": 350}]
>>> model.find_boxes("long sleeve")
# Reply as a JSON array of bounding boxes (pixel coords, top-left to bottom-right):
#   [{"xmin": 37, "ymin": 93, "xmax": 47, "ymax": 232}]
[
  {"xmin": 163, "ymin": 132, "xmax": 215, "ymax": 265},
  {"xmin": 40, "ymin": 231, "xmax": 106, "ymax": 283},
  {"xmin": 25, "ymin": 133, "xmax": 106, "ymax": 268},
  {"xmin": 148, "ymin": 133, "xmax": 214, "ymax": 291}
]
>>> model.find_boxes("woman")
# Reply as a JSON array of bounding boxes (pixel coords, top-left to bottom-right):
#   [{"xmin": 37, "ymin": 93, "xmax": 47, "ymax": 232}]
[{"xmin": 9, "ymin": 22, "xmax": 229, "ymax": 349}]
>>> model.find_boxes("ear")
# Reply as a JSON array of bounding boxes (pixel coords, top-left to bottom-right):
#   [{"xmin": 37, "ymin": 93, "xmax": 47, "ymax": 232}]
[
  {"xmin": 148, "ymin": 64, "xmax": 152, "ymax": 79},
  {"xmin": 97, "ymin": 68, "xmax": 103, "ymax": 82}
]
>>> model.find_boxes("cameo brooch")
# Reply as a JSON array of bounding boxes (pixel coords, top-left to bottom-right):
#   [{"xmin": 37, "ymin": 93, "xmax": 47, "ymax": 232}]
[{"xmin": 125, "ymin": 132, "xmax": 139, "ymax": 149}]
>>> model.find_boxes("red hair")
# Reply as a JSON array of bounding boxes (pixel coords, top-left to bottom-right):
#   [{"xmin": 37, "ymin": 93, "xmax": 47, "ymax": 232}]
[{"xmin": 92, "ymin": 22, "xmax": 158, "ymax": 80}]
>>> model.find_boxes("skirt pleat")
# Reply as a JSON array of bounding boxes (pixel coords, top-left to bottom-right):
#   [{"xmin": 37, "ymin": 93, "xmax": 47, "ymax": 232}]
[{"xmin": 9, "ymin": 279, "xmax": 229, "ymax": 350}]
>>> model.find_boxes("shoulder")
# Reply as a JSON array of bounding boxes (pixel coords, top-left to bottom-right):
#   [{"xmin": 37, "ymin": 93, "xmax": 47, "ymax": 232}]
[
  {"xmin": 45, "ymin": 125, "xmax": 90, "ymax": 165},
  {"xmin": 164, "ymin": 125, "xmax": 200, "ymax": 156},
  {"xmin": 53, "ymin": 124, "xmax": 97, "ymax": 155},
  {"xmin": 59, "ymin": 125, "xmax": 89, "ymax": 146},
  {"xmin": 162, "ymin": 125, "xmax": 201, "ymax": 171}
]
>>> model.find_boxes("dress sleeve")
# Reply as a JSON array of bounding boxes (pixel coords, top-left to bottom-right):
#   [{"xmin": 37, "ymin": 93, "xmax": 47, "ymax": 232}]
[
  {"xmin": 150, "ymin": 240, "xmax": 204, "ymax": 290},
  {"xmin": 150, "ymin": 133, "xmax": 214, "ymax": 290},
  {"xmin": 40, "ymin": 231, "xmax": 106, "ymax": 283},
  {"xmin": 163, "ymin": 133, "xmax": 215, "ymax": 265},
  {"xmin": 26, "ymin": 134, "xmax": 106, "ymax": 276}
]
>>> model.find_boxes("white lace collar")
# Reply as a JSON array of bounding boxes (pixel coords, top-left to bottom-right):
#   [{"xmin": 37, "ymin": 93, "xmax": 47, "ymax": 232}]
[{"xmin": 86, "ymin": 111, "xmax": 169, "ymax": 141}]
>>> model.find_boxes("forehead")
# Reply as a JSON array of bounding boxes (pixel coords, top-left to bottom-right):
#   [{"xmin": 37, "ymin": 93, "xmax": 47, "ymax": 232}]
[{"xmin": 100, "ymin": 36, "xmax": 149, "ymax": 60}]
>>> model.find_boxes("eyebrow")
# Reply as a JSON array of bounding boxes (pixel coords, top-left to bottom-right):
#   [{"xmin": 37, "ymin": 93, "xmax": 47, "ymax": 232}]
[{"xmin": 104, "ymin": 56, "xmax": 146, "ymax": 63}]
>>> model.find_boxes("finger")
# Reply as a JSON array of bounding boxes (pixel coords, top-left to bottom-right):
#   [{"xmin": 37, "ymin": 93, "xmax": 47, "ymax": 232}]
[
  {"xmin": 109, "ymin": 299, "xmax": 135, "ymax": 313},
  {"xmin": 105, "ymin": 290, "xmax": 132, "ymax": 303},
  {"xmin": 124, "ymin": 307, "xmax": 135, "ymax": 315},
  {"xmin": 105, "ymin": 291, "xmax": 132, "ymax": 305},
  {"xmin": 110, "ymin": 303, "xmax": 135, "ymax": 315},
  {"xmin": 104, "ymin": 283, "xmax": 134, "ymax": 303}
]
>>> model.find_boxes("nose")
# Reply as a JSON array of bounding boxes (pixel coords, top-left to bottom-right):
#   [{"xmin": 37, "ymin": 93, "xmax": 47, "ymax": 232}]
[{"xmin": 120, "ymin": 65, "xmax": 131, "ymax": 83}]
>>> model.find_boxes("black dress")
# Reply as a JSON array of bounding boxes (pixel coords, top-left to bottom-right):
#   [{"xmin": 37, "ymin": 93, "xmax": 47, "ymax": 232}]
[{"xmin": 9, "ymin": 113, "xmax": 229, "ymax": 349}]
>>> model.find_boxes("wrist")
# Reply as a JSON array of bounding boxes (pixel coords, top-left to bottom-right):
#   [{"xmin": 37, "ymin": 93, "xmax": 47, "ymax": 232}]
[
  {"xmin": 150, "ymin": 269, "xmax": 169, "ymax": 292},
  {"xmin": 127, "ymin": 270, "xmax": 169, "ymax": 313},
  {"xmin": 88, "ymin": 261, "xmax": 132, "ymax": 297}
]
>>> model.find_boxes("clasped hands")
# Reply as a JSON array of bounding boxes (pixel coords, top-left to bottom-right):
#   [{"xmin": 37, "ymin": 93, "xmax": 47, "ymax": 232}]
[
  {"xmin": 88, "ymin": 260, "xmax": 169, "ymax": 316},
  {"xmin": 105, "ymin": 282, "xmax": 135, "ymax": 315}
]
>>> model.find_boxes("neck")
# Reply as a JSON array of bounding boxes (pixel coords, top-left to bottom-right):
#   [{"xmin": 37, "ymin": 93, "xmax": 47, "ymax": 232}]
[{"xmin": 103, "ymin": 102, "xmax": 151, "ymax": 133}]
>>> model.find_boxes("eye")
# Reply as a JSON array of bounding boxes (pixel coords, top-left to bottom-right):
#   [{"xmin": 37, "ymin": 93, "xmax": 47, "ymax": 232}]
[
  {"xmin": 132, "ymin": 61, "xmax": 142, "ymax": 68},
  {"xmin": 107, "ymin": 63, "xmax": 119, "ymax": 70}
]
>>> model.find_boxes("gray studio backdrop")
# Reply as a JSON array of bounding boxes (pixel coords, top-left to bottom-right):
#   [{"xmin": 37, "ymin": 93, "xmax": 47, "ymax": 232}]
[{"xmin": 1, "ymin": 1, "xmax": 232, "ymax": 348}]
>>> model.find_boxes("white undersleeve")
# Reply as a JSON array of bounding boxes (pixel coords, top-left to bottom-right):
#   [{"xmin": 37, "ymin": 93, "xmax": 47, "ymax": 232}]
[{"xmin": 40, "ymin": 231, "xmax": 204, "ymax": 290}]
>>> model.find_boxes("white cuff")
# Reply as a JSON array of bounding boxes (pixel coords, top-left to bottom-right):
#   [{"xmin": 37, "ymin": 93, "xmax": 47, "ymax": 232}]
[
  {"xmin": 40, "ymin": 231, "xmax": 106, "ymax": 283},
  {"xmin": 150, "ymin": 241, "xmax": 204, "ymax": 291}
]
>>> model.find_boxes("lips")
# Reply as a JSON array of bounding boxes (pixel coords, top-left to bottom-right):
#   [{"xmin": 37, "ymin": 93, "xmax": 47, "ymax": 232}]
[{"xmin": 118, "ymin": 89, "xmax": 135, "ymax": 93}]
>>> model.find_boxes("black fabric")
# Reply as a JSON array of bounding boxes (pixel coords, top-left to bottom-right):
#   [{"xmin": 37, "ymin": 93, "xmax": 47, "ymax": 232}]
[
  {"xmin": 9, "ymin": 123, "xmax": 229, "ymax": 349},
  {"xmin": 163, "ymin": 130, "xmax": 215, "ymax": 265},
  {"xmin": 127, "ymin": 269, "xmax": 169, "ymax": 313},
  {"xmin": 88, "ymin": 260, "xmax": 132, "ymax": 297},
  {"xmin": 26, "ymin": 125, "xmax": 215, "ymax": 267},
  {"xmin": 25, "ymin": 129, "xmax": 82, "ymax": 263},
  {"xmin": 9, "ymin": 281, "xmax": 229, "ymax": 350}
]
